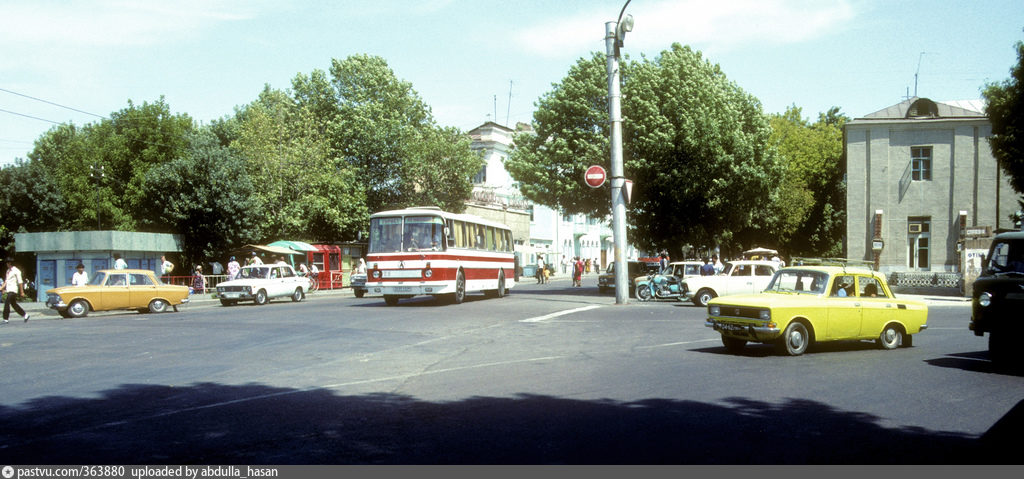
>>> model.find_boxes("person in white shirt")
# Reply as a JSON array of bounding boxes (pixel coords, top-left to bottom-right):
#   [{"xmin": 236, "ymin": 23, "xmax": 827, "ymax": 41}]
[
  {"xmin": 113, "ymin": 254, "xmax": 127, "ymax": 270},
  {"xmin": 356, "ymin": 258, "xmax": 367, "ymax": 274},
  {"xmin": 3, "ymin": 257, "xmax": 29, "ymax": 323},
  {"xmin": 71, "ymin": 263, "xmax": 90, "ymax": 286},
  {"xmin": 160, "ymin": 255, "xmax": 174, "ymax": 279}
]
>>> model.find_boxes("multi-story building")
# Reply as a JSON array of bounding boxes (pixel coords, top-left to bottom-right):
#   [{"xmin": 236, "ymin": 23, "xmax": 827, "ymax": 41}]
[
  {"xmin": 844, "ymin": 97, "xmax": 1020, "ymax": 280},
  {"xmin": 465, "ymin": 121, "xmax": 636, "ymax": 277}
]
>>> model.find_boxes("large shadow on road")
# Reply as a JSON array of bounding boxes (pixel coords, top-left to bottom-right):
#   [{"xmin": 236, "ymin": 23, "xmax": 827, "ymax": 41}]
[{"xmin": 0, "ymin": 382, "xmax": 1015, "ymax": 464}]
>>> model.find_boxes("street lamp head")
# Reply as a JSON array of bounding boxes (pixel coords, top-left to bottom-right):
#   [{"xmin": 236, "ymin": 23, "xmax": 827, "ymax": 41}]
[{"xmin": 616, "ymin": 14, "xmax": 634, "ymax": 47}]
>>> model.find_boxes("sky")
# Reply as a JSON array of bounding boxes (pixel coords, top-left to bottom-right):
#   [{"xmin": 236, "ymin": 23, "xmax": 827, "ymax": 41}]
[{"xmin": 1, "ymin": 0, "xmax": 1023, "ymax": 167}]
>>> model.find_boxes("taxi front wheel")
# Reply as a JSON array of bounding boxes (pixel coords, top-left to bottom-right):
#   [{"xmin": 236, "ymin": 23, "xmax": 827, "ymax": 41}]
[{"xmin": 778, "ymin": 321, "xmax": 810, "ymax": 356}]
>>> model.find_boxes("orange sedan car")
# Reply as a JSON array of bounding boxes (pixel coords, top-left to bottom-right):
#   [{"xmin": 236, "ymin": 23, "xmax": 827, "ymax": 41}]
[{"xmin": 46, "ymin": 269, "xmax": 190, "ymax": 318}]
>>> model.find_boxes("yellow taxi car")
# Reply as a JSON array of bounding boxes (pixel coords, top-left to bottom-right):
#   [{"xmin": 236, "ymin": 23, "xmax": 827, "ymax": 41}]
[
  {"xmin": 705, "ymin": 264, "xmax": 928, "ymax": 355},
  {"xmin": 46, "ymin": 269, "xmax": 190, "ymax": 318}
]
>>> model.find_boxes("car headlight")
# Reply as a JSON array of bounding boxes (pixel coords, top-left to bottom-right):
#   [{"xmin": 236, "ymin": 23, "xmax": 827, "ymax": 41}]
[
  {"xmin": 708, "ymin": 305, "xmax": 720, "ymax": 316},
  {"xmin": 759, "ymin": 309, "xmax": 771, "ymax": 321},
  {"xmin": 978, "ymin": 291, "xmax": 992, "ymax": 307}
]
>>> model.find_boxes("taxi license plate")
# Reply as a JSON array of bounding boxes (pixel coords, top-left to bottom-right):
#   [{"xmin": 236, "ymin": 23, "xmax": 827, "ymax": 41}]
[
  {"xmin": 222, "ymin": 292, "xmax": 240, "ymax": 298},
  {"xmin": 720, "ymin": 323, "xmax": 748, "ymax": 332}
]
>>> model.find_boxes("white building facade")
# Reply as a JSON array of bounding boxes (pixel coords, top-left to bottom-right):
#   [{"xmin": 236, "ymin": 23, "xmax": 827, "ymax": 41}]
[{"xmin": 466, "ymin": 122, "xmax": 637, "ymax": 277}]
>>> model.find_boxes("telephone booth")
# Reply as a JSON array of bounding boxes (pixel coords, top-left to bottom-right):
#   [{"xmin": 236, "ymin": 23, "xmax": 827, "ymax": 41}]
[{"xmin": 307, "ymin": 243, "xmax": 366, "ymax": 289}]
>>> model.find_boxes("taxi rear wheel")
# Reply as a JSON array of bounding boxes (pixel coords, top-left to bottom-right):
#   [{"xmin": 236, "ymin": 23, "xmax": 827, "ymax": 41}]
[
  {"xmin": 148, "ymin": 299, "xmax": 169, "ymax": 313},
  {"xmin": 778, "ymin": 321, "xmax": 810, "ymax": 356},
  {"xmin": 67, "ymin": 299, "xmax": 89, "ymax": 318},
  {"xmin": 878, "ymin": 324, "xmax": 902, "ymax": 349}
]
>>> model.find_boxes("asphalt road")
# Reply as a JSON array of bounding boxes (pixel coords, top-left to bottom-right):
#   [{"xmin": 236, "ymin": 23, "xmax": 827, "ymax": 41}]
[{"xmin": 1, "ymin": 276, "xmax": 1021, "ymax": 464}]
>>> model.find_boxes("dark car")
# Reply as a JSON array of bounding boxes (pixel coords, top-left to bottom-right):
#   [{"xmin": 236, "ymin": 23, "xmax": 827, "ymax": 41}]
[
  {"xmin": 598, "ymin": 260, "xmax": 660, "ymax": 296},
  {"xmin": 969, "ymin": 231, "xmax": 1024, "ymax": 366}
]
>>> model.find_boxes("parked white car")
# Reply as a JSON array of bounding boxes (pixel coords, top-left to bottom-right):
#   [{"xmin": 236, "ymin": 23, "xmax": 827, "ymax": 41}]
[
  {"xmin": 681, "ymin": 260, "xmax": 779, "ymax": 306},
  {"xmin": 215, "ymin": 264, "xmax": 310, "ymax": 306}
]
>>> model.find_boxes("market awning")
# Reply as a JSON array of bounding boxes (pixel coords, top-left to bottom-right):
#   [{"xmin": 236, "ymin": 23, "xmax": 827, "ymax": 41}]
[
  {"xmin": 244, "ymin": 244, "xmax": 304, "ymax": 256},
  {"xmin": 268, "ymin": 240, "xmax": 318, "ymax": 252}
]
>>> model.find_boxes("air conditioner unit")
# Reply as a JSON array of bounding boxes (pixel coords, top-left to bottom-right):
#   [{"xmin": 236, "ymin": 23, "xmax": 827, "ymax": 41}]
[{"xmin": 908, "ymin": 223, "xmax": 923, "ymax": 234}]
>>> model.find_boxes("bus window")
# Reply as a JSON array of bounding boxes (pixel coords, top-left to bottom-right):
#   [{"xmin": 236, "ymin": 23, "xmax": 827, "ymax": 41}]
[
  {"xmin": 503, "ymin": 230, "xmax": 512, "ymax": 251},
  {"xmin": 456, "ymin": 220, "xmax": 468, "ymax": 246},
  {"xmin": 486, "ymin": 227, "xmax": 497, "ymax": 251},
  {"xmin": 369, "ymin": 217, "xmax": 403, "ymax": 253},
  {"xmin": 403, "ymin": 216, "xmax": 444, "ymax": 251},
  {"xmin": 475, "ymin": 225, "xmax": 486, "ymax": 250}
]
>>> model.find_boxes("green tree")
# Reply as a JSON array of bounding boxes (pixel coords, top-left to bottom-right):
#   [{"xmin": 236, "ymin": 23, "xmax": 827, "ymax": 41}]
[
  {"xmin": 0, "ymin": 159, "xmax": 69, "ymax": 239},
  {"xmin": 507, "ymin": 45, "xmax": 783, "ymax": 257},
  {"xmin": 983, "ymin": 38, "xmax": 1024, "ymax": 223},
  {"xmin": 139, "ymin": 129, "xmax": 261, "ymax": 266},
  {"xmin": 232, "ymin": 86, "xmax": 367, "ymax": 243},
  {"xmin": 25, "ymin": 98, "xmax": 193, "ymax": 231},
  {"xmin": 768, "ymin": 106, "xmax": 846, "ymax": 257},
  {"xmin": 292, "ymin": 55, "xmax": 483, "ymax": 213}
]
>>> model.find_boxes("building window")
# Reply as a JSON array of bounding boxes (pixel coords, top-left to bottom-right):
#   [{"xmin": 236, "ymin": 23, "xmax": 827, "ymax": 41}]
[
  {"xmin": 911, "ymin": 146, "xmax": 932, "ymax": 181},
  {"xmin": 472, "ymin": 164, "xmax": 487, "ymax": 184},
  {"xmin": 907, "ymin": 216, "xmax": 931, "ymax": 271}
]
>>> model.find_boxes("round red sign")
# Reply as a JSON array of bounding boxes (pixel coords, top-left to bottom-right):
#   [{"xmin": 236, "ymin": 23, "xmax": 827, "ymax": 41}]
[{"xmin": 584, "ymin": 165, "xmax": 607, "ymax": 188}]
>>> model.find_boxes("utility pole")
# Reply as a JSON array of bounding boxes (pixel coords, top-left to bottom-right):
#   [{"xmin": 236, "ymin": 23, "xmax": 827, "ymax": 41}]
[{"xmin": 605, "ymin": 0, "xmax": 633, "ymax": 304}]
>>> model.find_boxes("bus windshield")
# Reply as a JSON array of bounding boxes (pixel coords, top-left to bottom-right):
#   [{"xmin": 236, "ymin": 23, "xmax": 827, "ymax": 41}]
[{"xmin": 369, "ymin": 215, "xmax": 446, "ymax": 253}]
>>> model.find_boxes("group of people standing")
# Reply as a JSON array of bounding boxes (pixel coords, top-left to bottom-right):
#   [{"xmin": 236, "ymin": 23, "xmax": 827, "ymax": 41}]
[{"xmin": 535, "ymin": 256, "xmax": 598, "ymax": 287}]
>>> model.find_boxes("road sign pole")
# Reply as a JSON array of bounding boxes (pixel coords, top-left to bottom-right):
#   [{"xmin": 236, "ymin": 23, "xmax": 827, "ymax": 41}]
[{"xmin": 606, "ymin": 20, "xmax": 628, "ymax": 305}]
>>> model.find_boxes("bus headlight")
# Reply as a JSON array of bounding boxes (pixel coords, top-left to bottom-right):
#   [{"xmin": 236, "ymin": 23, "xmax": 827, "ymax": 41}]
[
  {"xmin": 424, "ymin": 268, "xmax": 432, "ymax": 278},
  {"xmin": 372, "ymin": 270, "xmax": 381, "ymax": 279},
  {"xmin": 978, "ymin": 291, "xmax": 992, "ymax": 307}
]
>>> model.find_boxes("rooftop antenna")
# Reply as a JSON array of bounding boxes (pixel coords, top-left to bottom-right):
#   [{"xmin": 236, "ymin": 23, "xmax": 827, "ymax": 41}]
[
  {"xmin": 493, "ymin": 95, "xmax": 497, "ymax": 123},
  {"xmin": 914, "ymin": 52, "xmax": 929, "ymax": 97},
  {"xmin": 506, "ymin": 80, "xmax": 513, "ymax": 127}
]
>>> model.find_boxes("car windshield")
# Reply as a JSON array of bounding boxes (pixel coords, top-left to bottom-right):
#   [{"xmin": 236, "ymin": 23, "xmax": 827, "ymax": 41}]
[
  {"xmin": 986, "ymin": 239, "xmax": 1024, "ymax": 274},
  {"xmin": 89, "ymin": 272, "xmax": 106, "ymax": 286},
  {"xmin": 239, "ymin": 267, "xmax": 270, "ymax": 279},
  {"xmin": 765, "ymin": 269, "xmax": 828, "ymax": 295}
]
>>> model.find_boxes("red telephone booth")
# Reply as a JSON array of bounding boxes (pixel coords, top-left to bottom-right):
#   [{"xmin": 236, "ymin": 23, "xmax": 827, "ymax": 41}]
[{"xmin": 307, "ymin": 244, "xmax": 342, "ymax": 289}]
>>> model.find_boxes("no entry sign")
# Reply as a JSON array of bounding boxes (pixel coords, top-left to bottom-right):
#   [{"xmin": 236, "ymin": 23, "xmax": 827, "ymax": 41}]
[{"xmin": 584, "ymin": 165, "xmax": 607, "ymax": 188}]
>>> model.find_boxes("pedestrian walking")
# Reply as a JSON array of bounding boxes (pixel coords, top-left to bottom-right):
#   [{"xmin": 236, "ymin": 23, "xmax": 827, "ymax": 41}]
[
  {"xmin": 536, "ymin": 257, "xmax": 546, "ymax": 284},
  {"xmin": 572, "ymin": 256, "xmax": 583, "ymax": 287},
  {"xmin": 191, "ymin": 265, "xmax": 206, "ymax": 295},
  {"xmin": 227, "ymin": 256, "xmax": 240, "ymax": 281},
  {"xmin": 160, "ymin": 255, "xmax": 174, "ymax": 281},
  {"xmin": 71, "ymin": 263, "xmax": 90, "ymax": 287},
  {"xmin": 2, "ymin": 257, "xmax": 30, "ymax": 323}
]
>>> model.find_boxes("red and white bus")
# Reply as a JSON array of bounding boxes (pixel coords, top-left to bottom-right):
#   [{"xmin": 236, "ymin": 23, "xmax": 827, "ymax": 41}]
[{"xmin": 366, "ymin": 206, "xmax": 516, "ymax": 305}]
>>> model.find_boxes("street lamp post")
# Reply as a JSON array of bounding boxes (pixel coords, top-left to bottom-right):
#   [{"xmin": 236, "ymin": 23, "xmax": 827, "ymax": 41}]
[{"xmin": 605, "ymin": 1, "xmax": 633, "ymax": 304}]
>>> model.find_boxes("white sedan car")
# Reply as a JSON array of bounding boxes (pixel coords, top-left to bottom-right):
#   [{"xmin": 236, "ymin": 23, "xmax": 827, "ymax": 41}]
[{"xmin": 215, "ymin": 264, "xmax": 310, "ymax": 306}]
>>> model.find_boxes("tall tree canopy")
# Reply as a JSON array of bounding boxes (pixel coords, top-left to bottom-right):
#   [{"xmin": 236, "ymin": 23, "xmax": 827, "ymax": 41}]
[
  {"xmin": 506, "ymin": 44, "xmax": 783, "ymax": 256},
  {"xmin": 767, "ymin": 106, "xmax": 846, "ymax": 257},
  {"xmin": 983, "ymin": 39, "xmax": 1024, "ymax": 199},
  {"xmin": 292, "ymin": 55, "xmax": 483, "ymax": 214}
]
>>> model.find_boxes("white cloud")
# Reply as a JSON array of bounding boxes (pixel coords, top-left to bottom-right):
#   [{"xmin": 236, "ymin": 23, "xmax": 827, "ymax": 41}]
[{"xmin": 514, "ymin": 0, "xmax": 855, "ymax": 58}]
